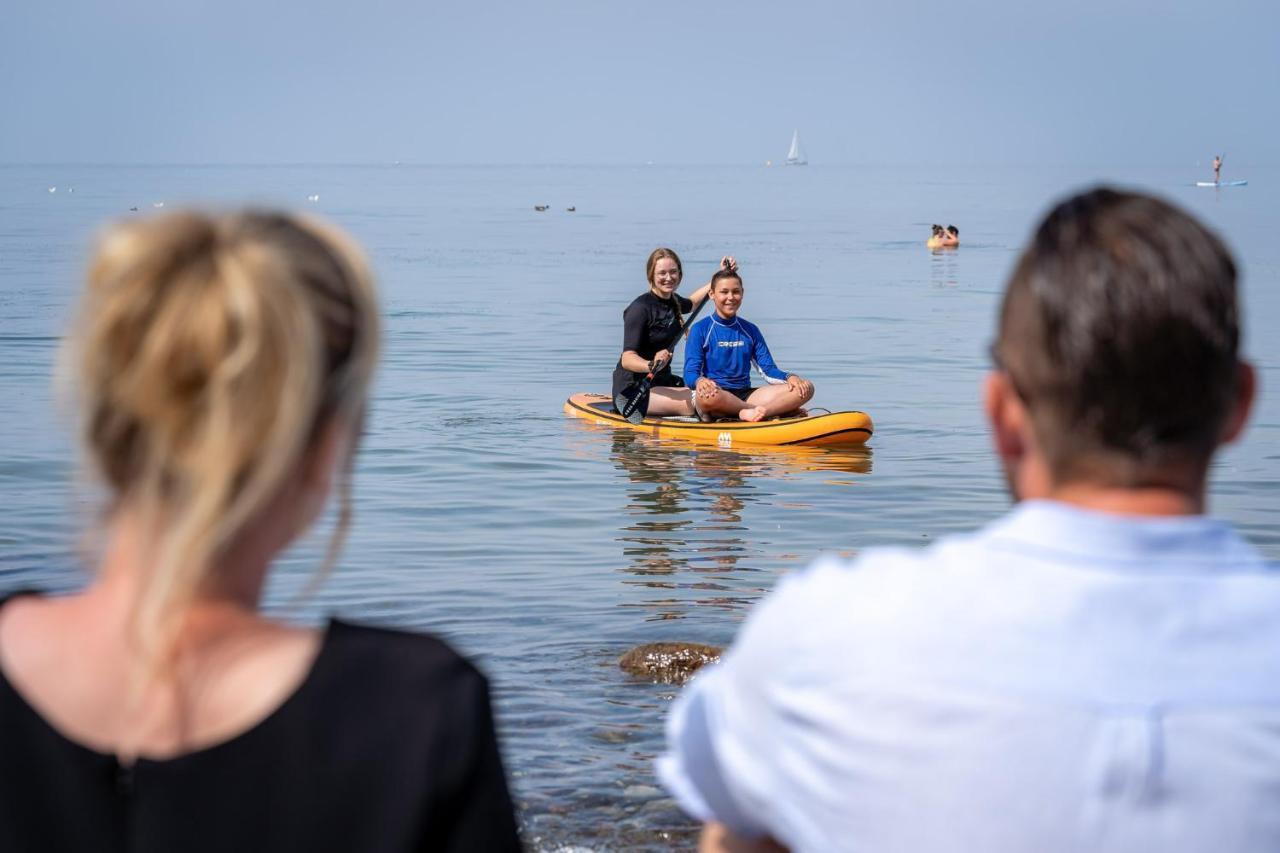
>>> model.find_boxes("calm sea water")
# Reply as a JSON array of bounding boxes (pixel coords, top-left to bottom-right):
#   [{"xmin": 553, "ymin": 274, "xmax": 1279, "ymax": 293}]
[{"xmin": 2, "ymin": 163, "xmax": 1277, "ymax": 849}]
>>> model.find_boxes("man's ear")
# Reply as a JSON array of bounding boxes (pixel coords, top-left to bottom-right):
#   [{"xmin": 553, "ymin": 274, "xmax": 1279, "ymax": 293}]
[
  {"xmin": 1220, "ymin": 361, "xmax": 1256, "ymax": 445},
  {"xmin": 984, "ymin": 371, "xmax": 1027, "ymax": 462}
]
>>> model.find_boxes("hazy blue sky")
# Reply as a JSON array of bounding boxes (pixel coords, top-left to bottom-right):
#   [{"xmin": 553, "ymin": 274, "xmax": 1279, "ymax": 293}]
[{"xmin": 3, "ymin": 0, "xmax": 1277, "ymax": 165}]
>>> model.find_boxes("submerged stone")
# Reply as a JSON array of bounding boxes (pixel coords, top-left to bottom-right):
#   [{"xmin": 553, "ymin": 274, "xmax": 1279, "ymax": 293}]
[{"xmin": 618, "ymin": 643, "xmax": 722, "ymax": 685}]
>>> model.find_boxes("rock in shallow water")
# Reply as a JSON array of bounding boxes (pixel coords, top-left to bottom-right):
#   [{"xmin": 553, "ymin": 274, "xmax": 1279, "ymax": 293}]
[{"xmin": 618, "ymin": 642, "xmax": 722, "ymax": 685}]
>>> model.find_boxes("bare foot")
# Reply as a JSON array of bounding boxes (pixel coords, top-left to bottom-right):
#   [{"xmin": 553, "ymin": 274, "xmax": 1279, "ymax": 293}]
[{"xmin": 738, "ymin": 406, "xmax": 766, "ymax": 423}]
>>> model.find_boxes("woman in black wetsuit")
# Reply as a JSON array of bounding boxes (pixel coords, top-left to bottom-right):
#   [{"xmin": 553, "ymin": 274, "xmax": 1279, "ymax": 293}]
[{"xmin": 613, "ymin": 247, "xmax": 735, "ymax": 417}]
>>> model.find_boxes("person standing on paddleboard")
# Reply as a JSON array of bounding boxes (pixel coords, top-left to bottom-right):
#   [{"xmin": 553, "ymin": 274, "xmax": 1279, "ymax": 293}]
[
  {"xmin": 684, "ymin": 267, "xmax": 815, "ymax": 423},
  {"xmin": 613, "ymin": 248, "xmax": 736, "ymax": 417},
  {"xmin": 1213, "ymin": 154, "xmax": 1223, "ymax": 184}
]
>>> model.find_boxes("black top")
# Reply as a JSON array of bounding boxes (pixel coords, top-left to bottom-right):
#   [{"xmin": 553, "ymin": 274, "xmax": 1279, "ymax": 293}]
[
  {"xmin": 0, "ymin": 600, "xmax": 521, "ymax": 853},
  {"xmin": 611, "ymin": 291, "xmax": 694, "ymax": 398}
]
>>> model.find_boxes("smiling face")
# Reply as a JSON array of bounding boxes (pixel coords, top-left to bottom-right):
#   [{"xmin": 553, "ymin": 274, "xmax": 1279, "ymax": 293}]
[
  {"xmin": 710, "ymin": 274, "xmax": 743, "ymax": 319},
  {"xmin": 649, "ymin": 257, "xmax": 683, "ymax": 298}
]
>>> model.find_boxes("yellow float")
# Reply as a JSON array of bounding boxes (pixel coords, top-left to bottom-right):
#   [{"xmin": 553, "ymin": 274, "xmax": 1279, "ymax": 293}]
[{"xmin": 563, "ymin": 393, "xmax": 873, "ymax": 448}]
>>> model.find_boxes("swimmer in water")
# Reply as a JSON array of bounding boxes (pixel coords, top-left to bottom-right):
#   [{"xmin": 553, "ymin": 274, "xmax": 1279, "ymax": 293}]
[
  {"xmin": 941, "ymin": 225, "xmax": 960, "ymax": 248},
  {"xmin": 927, "ymin": 224, "xmax": 945, "ymax": 249}
]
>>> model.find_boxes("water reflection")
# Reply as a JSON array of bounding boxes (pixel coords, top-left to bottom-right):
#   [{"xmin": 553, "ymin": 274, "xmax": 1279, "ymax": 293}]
[
  {"xmin": 524, "ymin": 422, "xmax": 875, "ymax": 847},
  {"xmin": 536, "ymin": 416, "xmax": 875, "ymax": 850},
  {"xmin": 600, "ymin": 425, "xmax": 872, "ymax": 621},
  {"xmin": 930, "ymin": 246, "xmax": 960, "ymax": 287}
]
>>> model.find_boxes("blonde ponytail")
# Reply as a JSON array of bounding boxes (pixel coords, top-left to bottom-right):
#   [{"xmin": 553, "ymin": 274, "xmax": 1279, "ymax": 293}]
[{"xmin": 66, "ymin": 211, "xmax": 378, "ymax": 666}]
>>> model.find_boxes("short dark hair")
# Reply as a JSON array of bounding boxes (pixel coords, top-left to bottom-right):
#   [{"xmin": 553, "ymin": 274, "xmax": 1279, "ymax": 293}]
[
  {"xmin": 711, "ymin": 268, "xmax": 742, "ymax": 289},
  {"xmin": 995, "ymin": 187, "xmax": 1240, "ymax": 485}
]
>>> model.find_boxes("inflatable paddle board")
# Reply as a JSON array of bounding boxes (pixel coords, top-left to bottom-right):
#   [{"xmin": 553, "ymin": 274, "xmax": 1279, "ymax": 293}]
[{"xmin": 564, "ymin": 393, "xmax": 873, "ymax": 448}]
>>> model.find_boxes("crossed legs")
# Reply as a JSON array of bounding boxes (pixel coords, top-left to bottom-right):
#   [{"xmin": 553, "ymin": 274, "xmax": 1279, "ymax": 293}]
[{"xmin": 697, "ymin": 382, "xmax": 814, "ymax": 422}]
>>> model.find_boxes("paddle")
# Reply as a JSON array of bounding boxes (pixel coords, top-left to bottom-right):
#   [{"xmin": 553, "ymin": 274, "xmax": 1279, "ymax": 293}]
[{"xmin": 615, "ymin": 287, "xmax": 714, "ymax": 424}]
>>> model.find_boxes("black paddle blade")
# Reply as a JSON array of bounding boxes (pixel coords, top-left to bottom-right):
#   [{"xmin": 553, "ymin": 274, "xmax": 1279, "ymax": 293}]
[{"xmin": 615, "ymin": 382, "xmax": 650, "ymax": 424}]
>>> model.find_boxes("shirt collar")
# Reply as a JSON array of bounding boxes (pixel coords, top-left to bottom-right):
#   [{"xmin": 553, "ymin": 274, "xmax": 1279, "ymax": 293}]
[{"xmin": 984, "ymin": 499, "xmax": 1267, "ymax": 573}]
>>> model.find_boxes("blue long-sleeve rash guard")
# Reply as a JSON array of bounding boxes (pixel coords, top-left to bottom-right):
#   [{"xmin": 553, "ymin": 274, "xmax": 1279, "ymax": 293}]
[{"xmin": 683, "ymin": 314, "xmax": 790, "ymax": 389}]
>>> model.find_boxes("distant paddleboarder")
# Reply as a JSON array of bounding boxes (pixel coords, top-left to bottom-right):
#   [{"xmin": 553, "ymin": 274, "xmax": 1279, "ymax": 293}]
[{"xmin": 1212, "ymin": 155, "xmax": 1222, "ymax": 184}]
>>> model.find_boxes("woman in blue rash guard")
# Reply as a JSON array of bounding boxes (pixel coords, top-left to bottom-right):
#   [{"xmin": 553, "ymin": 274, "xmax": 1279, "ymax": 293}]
[{"xmin": 683, "ymin": 267, "xmax": 815, "ymax": 422}]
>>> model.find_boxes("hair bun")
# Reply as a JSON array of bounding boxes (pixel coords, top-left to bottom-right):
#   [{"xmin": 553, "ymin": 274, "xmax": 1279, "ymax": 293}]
[{"xmin": 65, "ymin": 209, "xmax": 380, "ymax": 662}]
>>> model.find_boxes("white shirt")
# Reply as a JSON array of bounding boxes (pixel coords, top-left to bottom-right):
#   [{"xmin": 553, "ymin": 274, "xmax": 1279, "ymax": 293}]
[{"xmin": 659, "ymin": 500, "xmax": 1280, "ymax": 852}]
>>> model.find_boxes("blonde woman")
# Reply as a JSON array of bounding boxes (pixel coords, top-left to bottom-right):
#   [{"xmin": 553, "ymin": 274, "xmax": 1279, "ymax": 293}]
[
  {"xmin": 0, "ymin": 212, "xmax": 520, "ymax": 851},
  {"xmin": 613, "ymin": 248, "xmax": 735, "ymax": 417}
]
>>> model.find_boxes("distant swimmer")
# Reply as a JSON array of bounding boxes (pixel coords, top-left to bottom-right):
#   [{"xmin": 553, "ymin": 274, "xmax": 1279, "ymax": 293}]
[
  {"xmin": 1213, "ymin": 155, "xmax": 1223, "ymax": 184},
  {"xmin": 927, "ymin": 223, "xmax": 959, "ymax": 249},
  {"xmin": 566, "ymin": 206, "xmax": 576, "ymax": 212},
  {"xmin": 534, "ymin": 204, "xmax": 549, "ymax": 212}
]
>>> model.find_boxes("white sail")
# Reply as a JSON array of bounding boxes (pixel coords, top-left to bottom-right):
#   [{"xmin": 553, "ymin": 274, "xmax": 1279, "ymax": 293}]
[{"xmin": 785, "ymin": 130, "xmax": 807, "ymax": 166}]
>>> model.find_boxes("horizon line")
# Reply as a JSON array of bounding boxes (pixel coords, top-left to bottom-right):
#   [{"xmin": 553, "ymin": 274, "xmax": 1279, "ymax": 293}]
[{"xmin": 2, "ymin": 160, "xmax": 1269, "ymax": 170}]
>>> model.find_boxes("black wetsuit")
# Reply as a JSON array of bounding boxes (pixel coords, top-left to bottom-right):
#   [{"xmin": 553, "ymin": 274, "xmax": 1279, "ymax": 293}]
[{"xmin": 611, "ymin": 291, "xmax": 694, "ymax": 402}]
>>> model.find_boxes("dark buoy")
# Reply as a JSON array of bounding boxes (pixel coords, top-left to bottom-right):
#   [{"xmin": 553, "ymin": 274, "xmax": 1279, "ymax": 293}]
[
  {"xmin": 567, "ymin": 206, "xmax": 576, "ymax": 212},
  {"xmin": 619, "ymin": 642, "xmax": 722, "ymax": 685}
]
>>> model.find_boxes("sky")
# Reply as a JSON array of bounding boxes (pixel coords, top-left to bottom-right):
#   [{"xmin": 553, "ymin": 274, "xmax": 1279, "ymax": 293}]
[{"xmin": 2, "ymin": 0, "xmax": 1278, "ymax": 166}]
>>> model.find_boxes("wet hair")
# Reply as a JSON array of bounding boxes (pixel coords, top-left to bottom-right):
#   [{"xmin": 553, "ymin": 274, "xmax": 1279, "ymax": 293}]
[
  {"xmin": 65, "ymin": 210, "xmax": 379, "ymax": 662},
  {"xmin": 931, "ymin": 224, "xmax": 944, "ymax": 235},
  {"xmin": 946, "ymin": 225, "xmax": 959, "ymax": 236},
  {"xmin": 645, "ymin": 247, "xmax": 683, "ymax": 286},
  {"xmin": 710, "ymin": 267, "xmax": 743, "ymax": 289},
  {"xmin": 994, "ymin": 187, "xmax": 1239, "ymax": 485}
]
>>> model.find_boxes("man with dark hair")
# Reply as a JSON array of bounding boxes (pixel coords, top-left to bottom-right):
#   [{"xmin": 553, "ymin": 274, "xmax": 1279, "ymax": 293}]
[{"xmin": 660, "ymin": 188, "xmax": 1274, "ymax": 852}]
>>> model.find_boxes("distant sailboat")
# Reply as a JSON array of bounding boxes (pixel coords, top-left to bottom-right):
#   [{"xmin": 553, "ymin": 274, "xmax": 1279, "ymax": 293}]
[{"xmin": 785, "ymin": 130, "xmax": 807, "ymax": 166}]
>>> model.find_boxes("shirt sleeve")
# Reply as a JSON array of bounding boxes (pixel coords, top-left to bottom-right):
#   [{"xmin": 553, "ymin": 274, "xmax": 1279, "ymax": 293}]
[
  {"xmin": 748, "ymin": 321, "xmax": 789, "ymax": 383},
  {"xmin": 677, "ymin": 294, "xmax": 694, "ymax": 315},
  {"xmin": 658, "ymin": 565, "xmax": 834, "ymax": 841},
  {"xmin": 657, "ymin": 669, "xmax": 767, "ymax": 835},
  {"xmin": 621, "ymin": 300, "xmax": 648, "ymax": 355},
  {"xmin": 683, "ymin": 318, "xmax": 708, "ymax": 387}
]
